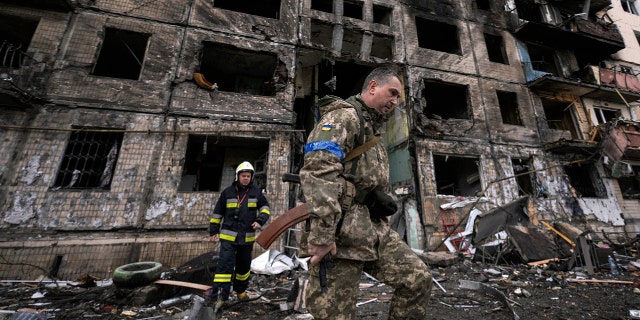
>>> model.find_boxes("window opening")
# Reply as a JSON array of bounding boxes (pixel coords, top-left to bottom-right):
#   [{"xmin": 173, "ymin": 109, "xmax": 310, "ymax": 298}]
[
  {"xmin": 372, "ymin": 4, "xmax": 392, "ymax": 25},
  {"xmin": 423, "ymin": 79, "xmax": 470, "ymax": 120},
  {"xmin": 564, "ymin": 162, "xmax": 607, "ymax": 198},
  {"xmin": 0, "ymin": 14, "xmax": 39, "ymax": 68},
  {"xmin": 214, "ymin": 0, "xmax": 281, "ymax": 19},
  {"xmin": 179, "ymin": 135, "xmax": 269, "ymax": 192},
  {"xmin": 343, "ymin": 0, "xmax": 363, "ymax": 20},
  {"xmin": 92, "ymin": 28, "xmax": 149, "ymax": 80},
  {"xmin": 53, "ymin": 128, "xmax": 124, "ymax": 190},
  {"xmin": 341, "ymin": 28, "xmax": 362, "ymax": 59},
  {"xmin": 476, "ymin": 0, "xmax": 491, "ymax": 10},
  {"xmin": 311, "ymin": 19, "xmax": 334, "ymax": 49},
  {"xmin": 484, "ymin": 33, "xmax": 509, "ymax": 64},
  {"xmin": 371, "ymin": 33, "xmax": 393, "ymax": 60},
  {"xmin": 593, "ymin": 107, "xmax": 621, "ymax": 125},
  {"xmin": 527, "ymin": 43, "xmax": 559, "ymax": 76},
  {"xmin": 497, "ymin": 90, "xmax": 522, "ymax": 126},
  {"xmin": 541, "ymin": 98, "xmax": 580, "ymax": 139},
  {"xmin": 415, "ymin": 17, "xmax": 461, "ymax": 55},
  {"xmin": 622, "ymin": 0, "xmax": 639, "ymax": 15},
  {"xmin": 433, "ymin": 155, "xmax": 482, "ymax": 197},
  {"xmin": 617, "ymin": 164, "xmax": 640, "ymax": 199},
  {"xmin": 311, "ymin": 0, "xmax": 333, "ymax": 13},
  {"xmin": 512, "ymin": 158, "xmax": 534, "ymax": 196},
  {"xmin": 200, "ymin": 43, "xmax": 279, "ymax": 96}
]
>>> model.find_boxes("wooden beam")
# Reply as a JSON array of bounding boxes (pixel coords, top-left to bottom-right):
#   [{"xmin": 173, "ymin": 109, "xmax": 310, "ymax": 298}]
[{"xmin": 154, "ymin": 279, "xmax": 212, "ymax": 291}]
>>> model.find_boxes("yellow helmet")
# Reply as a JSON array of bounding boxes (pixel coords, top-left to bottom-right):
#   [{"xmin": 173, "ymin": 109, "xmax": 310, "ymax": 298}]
[{"xmin": 235, "ymin": 161, "xmax": 255, "ymax": 181}]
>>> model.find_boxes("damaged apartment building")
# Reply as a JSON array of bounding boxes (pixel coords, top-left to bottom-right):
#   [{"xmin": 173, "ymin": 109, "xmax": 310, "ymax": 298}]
[{"xmin": 1, "ymin": 0, "xmax": 640, "ymax": 281}]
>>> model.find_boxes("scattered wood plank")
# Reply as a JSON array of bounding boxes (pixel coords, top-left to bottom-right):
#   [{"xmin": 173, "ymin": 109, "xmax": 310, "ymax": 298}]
[
  {"xmin": 568, "ymin": 279, "xmax": 637, "ymax": 285},
  {"xmin": 154, "ymin": 279, "xmax": 212, "ymax": 291},
  {"xmin": 527, "ymin": 258, "xmax": 559, "ymax": 266}
]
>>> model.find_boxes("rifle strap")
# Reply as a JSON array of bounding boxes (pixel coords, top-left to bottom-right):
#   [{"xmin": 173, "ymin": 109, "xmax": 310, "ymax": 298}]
[{"xmin": 343, "ymin": 135, "xmax": 380, "ymax": 162}]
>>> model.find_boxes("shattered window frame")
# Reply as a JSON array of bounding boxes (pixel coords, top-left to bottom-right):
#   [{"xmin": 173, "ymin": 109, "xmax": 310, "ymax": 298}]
[
  {"xmin": 91, "ymin": 28, "xmax": 150, "ymax": 80},
  {"xmin": 617, "ymin": 164, "xmax": 640, "ymax": 199},
  {"xmin": 415, "ymin": 17, "xmax": 461, "ymax": 55},
  {"xmin": 593, "ymin": 106, "xmax": 621, "ymax": 125},
  {"xmin": 484, "ymin": 32, "xmax": 509, "ymax": 65},
  {"xmin": 52, "ymin": 128, "xmax": 124, "ymax": 190},
  {"xmin": 564, "ymin": 162, "xmax": 607, "ymax": 198},
  {"xmin": 511, "ymin": 158, "xmax": 535, "ymax": 196},
  {"xmin": 497, "ymin": 90, "xmax": 523, "ymax": 126},
  {"xmin": 0, "ymin": 13, "xmax": 39, "ymax": 69},
  {"xmin": 422, "ymin": 79, "xmax": 471, "ymax": 120},
  {"xmin": 178, "ymin": 135, "xmax": 270, "ymax": 192},
  {"xmin": 433, "ymin": 154, "xmax": 482, "ymax": 197},
  {"xmin": 199, "ymin": 42, "xmax": 281, "ymax": 97}
]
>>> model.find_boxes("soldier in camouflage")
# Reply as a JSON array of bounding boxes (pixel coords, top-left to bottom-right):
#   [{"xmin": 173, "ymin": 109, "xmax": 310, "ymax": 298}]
[{"xmin": 299, "ymin": 67, "xmax": 433, "ymax": 319}]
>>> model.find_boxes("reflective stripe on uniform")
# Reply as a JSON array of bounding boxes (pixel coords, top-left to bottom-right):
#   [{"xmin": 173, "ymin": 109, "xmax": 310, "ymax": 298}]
[
  {"xmin": 245, "ymin": 232, "xmax": 256, "ymax": 242},
  {"xmin": 235, "ymin": 270, "xmax": 251, "ymax": 281},
  {"xmin": 260, "ymin": 206, "xmax": 270, "ymax": 215},
  {"xmin": 220, "ymin": 229, "xmax": 238, "ymax": 241},
  {"xmin": 248, "ymin": 198, "xmax": 257, "ymax": 208},
  {"xmin": 304, "ymin": 141, "xmax": 344, "ymax": 161},
  {"xmin": 214, "ymin": 273, "xmax": 232, "ymax": 283},
  {"xmin": 226, "ymin": 198, "xmax": 238, "ymax": 209},
  {"xmin": 210, "ymin": 217, "xmax": 221, "ymax": 224}
]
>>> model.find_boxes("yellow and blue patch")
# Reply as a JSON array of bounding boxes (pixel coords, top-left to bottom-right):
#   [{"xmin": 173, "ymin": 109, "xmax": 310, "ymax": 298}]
[{"xmin": 321, "ymin": 124, "xmax": 333, "ymax": 131}]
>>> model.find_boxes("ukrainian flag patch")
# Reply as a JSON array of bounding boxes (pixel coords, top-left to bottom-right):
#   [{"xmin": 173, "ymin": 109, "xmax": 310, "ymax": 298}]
[{"xmin": 321, "ymin": 124, "xmax": 333, "ymax": 131}]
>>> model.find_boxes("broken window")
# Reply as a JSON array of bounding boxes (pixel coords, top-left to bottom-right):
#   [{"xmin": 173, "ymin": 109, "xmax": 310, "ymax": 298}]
[
  {"xmin": 415, "ymin": 17, "xmax": 461, "ymax": 55},
  {"xmin": 423, "ymin": 79, "xmax": 470, "ymax": 120},
  {"xmin": 433, "ymin": 154, "xmax": 482, "ymax": 197},
  {"xmin": 343, "ymin": 0, "xmax": 363, "ymax": 20},
  {"xmin": 484, "ymin": 33, "xmax": 508, "ymax": 65},
  {"xmin": 372, "ymin": 4, "xmax": 392, "ymax": 26},
  {"xmin": 526, "ymin": 43, "xmax": 559, "ymax": 76},
  {"xmin": 476, "ymin": 0, "xmax": 491, "ymax": 11},
  {"xmin": 53, "ymin": 128, "xmax": 123, "ymax": 190},
  {"xmin": 622, "ymin": 0, "xmax": 640, "ymax": 15},
  {"xmin": 342, "ymin": 28, "xmax": 362, "ymax": 58},
  {"xmin": 179, "ymin": 135, "xmax": 269, "ymax": 192},
  {"xmin": 200, "ymin": 42, "xmax": 280, "ymax": 96},
  {"xmin": 564, "ymin": 162, "xmax": 607, "ymax": 198},
  {"xmin": 617, "ymin": 165, "xmax": 640, "ymax": 199},
  {"xmin": 311, "ymin": 0, "xmax": 333, "ymax": 13},
  {"xmin": 92, "ymin": 28, "xmax": 149, "ymax": 80},
  {"xmin": 214, "ymin": 0, "xmax": 281, "ymax": 19},
  {"xmin": 512, "ymin": 158, "xmax": 534, "ymax": 196},
  {"xmin": 497, "ymin": 90, "xmax": 522, "ymax": 126},
  {"xmin": 0, "ymin": 14, "xmax": 39, "ymax": 68},
  {"xmin": 371, "ymin": 33, "xmax": 393, "ymax": 60},
  {"xmin": 541, "ymin": 98, "xmax": 580, "ymax": 139},
  {"xmin": 311, "ymin": 19, "xmax": 334, "ymax": 49},
  {"xmin": 593, "ymin": 107, "xmax": 621, "ymax": 125}
]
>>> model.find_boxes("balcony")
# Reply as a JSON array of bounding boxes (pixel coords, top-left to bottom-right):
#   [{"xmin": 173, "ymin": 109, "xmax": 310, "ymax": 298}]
[
  {"xmin": 601, "ymin": 120, "xmax": 640, "ymax": 161},
  {"xmin": 527, "ymin": 66, "xmax": 640, "ymax": 103}
]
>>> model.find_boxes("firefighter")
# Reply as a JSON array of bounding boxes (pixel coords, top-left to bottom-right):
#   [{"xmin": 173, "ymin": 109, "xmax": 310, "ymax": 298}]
[{"xmin": 208, "ymin": 161, "xmax": 271, "ymax": 308}]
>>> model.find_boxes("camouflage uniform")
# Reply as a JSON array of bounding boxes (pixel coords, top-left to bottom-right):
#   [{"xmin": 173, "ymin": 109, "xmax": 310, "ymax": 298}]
[{"xmin": 300, "ymin": 94, "xmax": 432, "ymax": 320}]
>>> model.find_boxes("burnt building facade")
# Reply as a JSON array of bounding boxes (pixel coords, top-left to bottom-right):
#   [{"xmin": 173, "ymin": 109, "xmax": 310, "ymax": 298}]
[{"xmin": 1, "ymin": 0, "xmax": 639, "ymax": 280}]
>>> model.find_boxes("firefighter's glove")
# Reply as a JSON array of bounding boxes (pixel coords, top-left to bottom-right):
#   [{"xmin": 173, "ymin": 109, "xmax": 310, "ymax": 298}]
[{"xmin": 365, "ymin": 188, "xmax": 398, "ymax": 220}]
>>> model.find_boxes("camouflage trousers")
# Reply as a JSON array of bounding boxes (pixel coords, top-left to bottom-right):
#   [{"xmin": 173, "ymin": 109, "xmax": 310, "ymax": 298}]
[{"xmin": 305, "ymin": 226, "xmax": 433, "ymax": 320}]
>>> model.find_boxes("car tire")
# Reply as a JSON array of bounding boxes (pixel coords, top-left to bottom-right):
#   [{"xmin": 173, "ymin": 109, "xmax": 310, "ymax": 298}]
[{"xmin": 112, "ymin": 261, "xmax": 163, "ymax": 288}]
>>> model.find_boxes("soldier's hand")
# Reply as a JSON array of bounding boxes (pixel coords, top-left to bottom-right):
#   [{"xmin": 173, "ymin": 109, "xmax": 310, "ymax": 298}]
[
  {"xmin": 308, "ymin": 242, "xmax": 337, "ymax": 265},
  {"xmin": 209, "ymin": 234, "xmax": 219, "ymax": 243}
]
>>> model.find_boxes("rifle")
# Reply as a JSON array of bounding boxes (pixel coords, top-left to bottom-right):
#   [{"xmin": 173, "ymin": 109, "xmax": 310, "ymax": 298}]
[{"xmin": 255, "ymin": 173, "xmax": 334, "ymax": 294}]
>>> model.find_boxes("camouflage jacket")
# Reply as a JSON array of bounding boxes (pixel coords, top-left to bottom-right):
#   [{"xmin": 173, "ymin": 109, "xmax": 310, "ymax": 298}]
[{"xmin": 299, "ymin": 94, "xmax": 390, "ymax": 261}]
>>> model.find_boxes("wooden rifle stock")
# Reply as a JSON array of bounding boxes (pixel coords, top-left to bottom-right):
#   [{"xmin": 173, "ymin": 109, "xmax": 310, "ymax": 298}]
[{"xmin": 256, "ymin": 203, "xmax": 308, "ymax": 249}]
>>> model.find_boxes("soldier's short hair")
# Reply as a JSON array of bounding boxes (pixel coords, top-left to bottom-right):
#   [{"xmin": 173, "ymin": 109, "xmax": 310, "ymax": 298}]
[{"xmin": 361, "ymin": 67, "xmax": 400, "ymax": 93}]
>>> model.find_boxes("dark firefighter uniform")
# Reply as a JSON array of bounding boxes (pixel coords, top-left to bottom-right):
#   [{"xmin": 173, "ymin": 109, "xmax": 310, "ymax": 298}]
[{"xmin": 209, "ymin": 179, "xmax": 270, "ymax": 301}]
